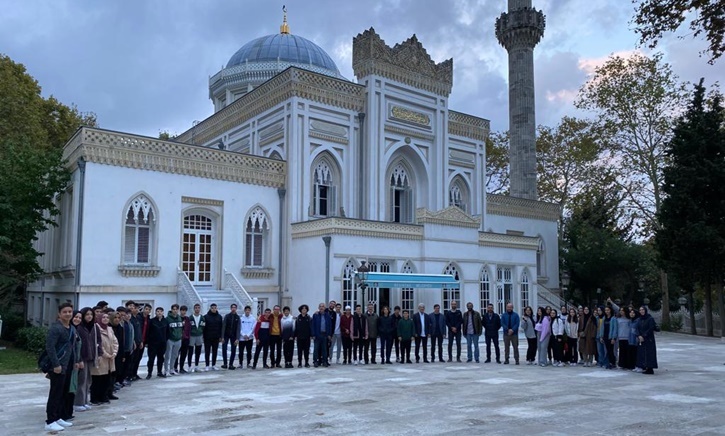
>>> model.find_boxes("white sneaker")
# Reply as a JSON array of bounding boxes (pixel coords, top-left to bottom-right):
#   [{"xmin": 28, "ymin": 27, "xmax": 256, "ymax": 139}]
[
  {"xmin": 336, "ymin": 359, "xmax": 340, "ymax": 364},
  {"xmin": 56, "ymin": 419, "xmax": 73, "ymax": 427},
  {"xmin": 205, "ymin": 366, "xmax": 210, "ymax": 372},
  {"xmin": 84, "ymin": 404, "xmax": 92, "ymax": 410},
  {"xmin": 45, "ymin": 422, "xmax": 64, "ymax": 432},
  {"xmin": 353, "ymin": 360, "xmax": 358, "ymax": 366},
  {"xmin": 212, "ymin": 366, "xmax": 220, "ymax": 371},
  {"xmin": 73, "ymin": 405, "xmax": 87, "ymax": 412}
]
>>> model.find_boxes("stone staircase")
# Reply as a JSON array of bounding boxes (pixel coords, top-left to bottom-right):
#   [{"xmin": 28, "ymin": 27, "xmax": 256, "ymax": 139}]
[
  {"xmin": 177, "ymin": 269, "xmax": 256, "ymax": 316},
  {"xmin": 196, "ymin": 288, "xmax": 238, "ymax": 315}
]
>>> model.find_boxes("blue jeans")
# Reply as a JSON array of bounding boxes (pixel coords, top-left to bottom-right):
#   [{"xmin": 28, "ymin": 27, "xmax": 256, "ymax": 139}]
[
  {"xmin": 538, "ymin": 335, "xmax": 550, "ymax": 366},
  {"xmin": 597, "ymin": 340, "xmax": 609, "ymax": 367},
  {"xmin": 314, "ymin": 336, "xmax": 328, "ymax": 366},
  {"xmin": 465, "ymin": 334, "xmax": 480, "ymax": 361}
]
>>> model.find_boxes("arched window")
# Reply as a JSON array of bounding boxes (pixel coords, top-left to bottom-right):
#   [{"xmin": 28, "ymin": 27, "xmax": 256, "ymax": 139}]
[
  {"xmin": 401, "ymin": 261, "xmax": 415, "ymax": 312},
  {"xmin": 311, "ymin": 156, "xmax": 339, "ymax": 217},
  {"xmin": 449, "ymin": 176, "xmax": 470, "ymax": 212},
  {"xmin": 521, "ymin": 269, "xmax": 530, "ymax": 309},
  {"xmin": 442, "ymin": 263, "xmax": 461, "ymax": 311},
  {"xmin": 536, "ymin": 238, "xmax": 545, "ymax": 277},
  {"xmin": 123, "ymin": 194, "xmax": 156, "ymax": 264},
  {"xmin": 245, "ymin": 207, "xmax": 269, "ymax": 267},
  {"xmin": 480, "ymin": 266, "xmax": 491, "ymax": 310},
  {"xmin": 390, "ymin": 162, "xmax": 414, "ymax": 223},
  {"xmin": 496, "ymin": 266, "xmax": 513, "ymax": 315},
  {"xmin": 342, "ymin": 259, "xmax": 357, "ymax": 309}
]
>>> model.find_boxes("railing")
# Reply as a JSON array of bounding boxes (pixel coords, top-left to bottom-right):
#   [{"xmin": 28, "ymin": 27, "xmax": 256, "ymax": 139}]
[
  {"xmin": 177, "ymin": 268, "xmax": 202, "ymax": 310},
  {"xmin": 536, "ymin": 284, "xmax": 568, "ymax": 309},
  {"xmin": 650, "ymin": 307, "xmax": 722, "ymax": 336},
  {"xmin": 224, "ymin": 269, "xmax": 257, "ymax": 310}
]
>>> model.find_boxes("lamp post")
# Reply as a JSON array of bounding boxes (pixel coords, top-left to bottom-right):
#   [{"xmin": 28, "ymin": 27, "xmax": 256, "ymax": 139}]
[
  {"xmin": 639, "ymin": 280, "xmax": 649, "ymax": 306},
  {"xmin": 357, "ymin": 260, "xmax": 370, "ymax": 308},
  {"xmin": 561, "ymin": 272, "xmax": 570, "ymax": 300},
  {"xmin": 677, "ymin": 295, "xmax": 687, "ymax": 310},
  {"xmin": 594, "ymin": 287, "xmax": 601, "ymax": 306}
]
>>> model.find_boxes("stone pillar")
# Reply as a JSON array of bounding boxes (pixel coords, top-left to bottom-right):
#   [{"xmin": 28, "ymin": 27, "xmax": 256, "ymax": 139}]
[{"xmin": 496, "ymin": 0, "xmax": 545, "ymax": 200}]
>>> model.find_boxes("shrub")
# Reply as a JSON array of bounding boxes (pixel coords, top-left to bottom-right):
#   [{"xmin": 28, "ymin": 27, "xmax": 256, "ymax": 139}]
[
  {"xmin": 661, "ymin": 314, "xmax": 683, "ymax": 332},
  {"xmin": 0, "ymin": 309, "xmax": 26, "ymax": 341},
  {"xmin": 15, "ymin": 326, "xmax": 48, "ymax": 355}
]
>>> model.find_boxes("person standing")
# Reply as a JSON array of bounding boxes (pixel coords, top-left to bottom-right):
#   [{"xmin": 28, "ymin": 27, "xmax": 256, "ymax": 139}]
[
  {"xmin": 378, "ymin": 306, "xmax": 395, "ymax": 364},
  {"xmin": 63, "ymin": 311, "xmax": 83, "ymax": 421},
  {"xmin": 312, "ymin": 303, "xmax": 332, "ymax": 367},
  {"xmin": 534, "ymin": 308, "xmax": 551, "ymax": 367},
  {"xmin": 616, "ymin": 307, "xmax": 631, "ymax": 369},
  {"xmin": 564, "ymin": 308, "xmax": 579, "ymax": 366},
  {"xmin": 482, "ymin": 304, "xmax": 502, "ymax": 364},
  {"xmin": 340, "ymin": 306, "xmax": 354, "ymax": 365},
  {"xmin": 597, "ymin": 306, "xmax": 618, "ymax": 369},
  {"xmin": 445, "ymin": 301, "xmax": 463, "ymax": 362},
  {"xmin": 188, "ymin": 303, "xmax": 205, "ymax": 372},
  {"xmin": 221, "ymin": 304, "xmax": 241, "ymax": 370},
  {"xmin": 281, "ymin": 306, "xmax": 296, "ymax": 368},
  {"xmin": 109, "ymin": 310, "xmax": 125, "ymax": 393},
  {"xmin": 413, "ymin": 303, "xmax": 432, "ymax": 363},
  {"xmin": 636, "ymin": 306, "xmax": 658, "ymax": 374},
  {"xmin": 550, "ymin": 309, "xmax": 565, "ymax": 366},
  {"xmin": 579, "ymin": 307, "xmax": 597, "ymax": 367},
  {"xmin": 521, "ymin": 306, "xmax": 537, "ymax": 365},
  {"xmin": 91, "ymin": 312, "xmax": 118, "ymax": 403},
  {"xmin": 238, "ymin": 305, "xmax": 256, "ymax": 369},
  {"xmin": 352, "ymin": 305, "xmax": 368, "ymax": 365},
  {"xmin": 252, "ymin": 309, "xmax": 272, "ymax": 369},
  {"xmin": 364, "ymin": 303, "xmax": 379, "ymax": 364},
  {"xmin": 44, "ymin": 303, "xmax": 76, "ymax": 432},
  {"xmin": 176, "ymin": 305, "xmax": 192, "ymax": 373},
  {"xmin": 462, "ymin": 302, "xmax": 482, "ymax": 363},
  {"xmin": 392, "ymin": 306, "xmax": 402, "ymax": 363},
  {"xmin": 74, "ymin": 307, "xmax": 100, "ymax": 411},
  {"xmin": 500, "ymin": 303, "xmax": 520, "ymax": 365},
  {"xmin": 164, "ymin": 304, "xmax": 184, "ymax": 376},
  {"xmin": 396, "ymin": 310, "xmax": 414, "ymax": 364},
  {"xmin": 146, "ymin": 307, "xmax": 168, "ymax": 378},
  {"xmin": 295, "ymin": 305, "xmax": 312, "ymax": 367},
  {"xmin": 125, "ymin": 301, "xmax": 142, "ymax": 382},
  {"xmin": 203, "ymin": 303, "xmax": 223, "ymax": 371},
  {"xmin": 268, "ymin": 305, "xmax": 283, "ymax": 368},
  {"xmin": 131, "ymin": 304, "xmax": 150, "ymax": 380},
  {"xmin": 429, "ymin": 304, "xmax": 446, "ymax": 363},
  {"xmin": 626, "ymin": 308, "xmax": 640, "ymax": 371}
]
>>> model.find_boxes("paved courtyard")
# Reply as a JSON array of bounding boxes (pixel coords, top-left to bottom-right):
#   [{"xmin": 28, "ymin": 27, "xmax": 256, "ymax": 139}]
[{"xmin": 2, "ymin": 332, "xmax": 725, "ymax": 435}]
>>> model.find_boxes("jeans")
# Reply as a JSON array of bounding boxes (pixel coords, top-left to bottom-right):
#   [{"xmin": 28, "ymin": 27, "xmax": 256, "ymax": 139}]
[
  {"xmin": 465, "ymin": 334, "xmax": 480, "ymax": 362},
  {"xmin": 485, "ymin": 333, "xmax": 500, "ymax": 361},
  {"xmin": 448, "ymin": 329, "xmax": 461, "ymax": 360},
  {"xmin": 365, "ymin": 337, "xmax": 378, "ymax": 363},
  {"xmin": 314, "ymin": 336, "xmax": 329, "ymax": 366},
  {"xmin": 597, "ymin": 340, "xmax": 609, "ymax": 367},
  {"xmin": 222, "ymin": 337, "xmax": 237, "ymax": 366},
  {"xmin": 74, "ymin": 362, "xmax": 92, "ymax": 406},
  {"xmin": 353, "ymin": 338, "xmax": 365, "ymax": 361},
  {"xmin": 164, "ymin": 339, "xmax": 181, "ymax": 373},
  {"xmin": 538, "ymin": 335, "xmax": 550, "ymax": 366},
  {"xmin": 430, "ymin": 333, "xmax": 444, "ymax": 361},
  {"xmin": 380, "ymin": 335, "xmax": 392, "ymax": 362},
  {"xmin": 329, "ymin": 333, "xmax": 342, "ymax": 361}
]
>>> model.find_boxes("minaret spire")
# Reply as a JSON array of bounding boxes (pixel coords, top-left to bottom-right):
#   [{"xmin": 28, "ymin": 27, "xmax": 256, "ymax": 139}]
[
  {"xmin": 496, "ymin": 0, "xmax": 545, "ymax": 200},
  {"xmin": 280, "ymin": 5, "xmax": 290, "ymax": 34}
]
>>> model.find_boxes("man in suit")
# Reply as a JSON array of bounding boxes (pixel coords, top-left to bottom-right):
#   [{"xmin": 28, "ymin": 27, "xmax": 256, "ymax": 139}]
[
  {"xmin": 429, "ymin": 304, "xmax": 447, "ymax": 362},
  {"xmin": 482, "ymin": 304, "xmax": 502, "ymax": 363},
  {"xmin": 413, "ymin": 303, "xmax": 432, "ymax": 363}
]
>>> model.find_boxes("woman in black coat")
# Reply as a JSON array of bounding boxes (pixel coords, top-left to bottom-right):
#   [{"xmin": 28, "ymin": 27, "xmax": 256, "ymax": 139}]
[{"xmin": 635, "ymin": 306, "xmax": 658, "ymax": 375}]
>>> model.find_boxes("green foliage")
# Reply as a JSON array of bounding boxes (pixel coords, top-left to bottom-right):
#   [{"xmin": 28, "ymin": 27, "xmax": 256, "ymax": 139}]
[
  {"xmin": 660, "ymin": 314, "xmax": 683, "ymax": 332},
  {"xmin": 485, "ymin": 131, "xmax": 509, "ymax": 194},
  {"xmin": 632, "ymin": 0, "xmax": 724, "ymax": 64},
  {"xmin": 0, "ymin": 308, "xmax": 25, "ymax": 341},
  {"xmin": 0, "ymin": 340, "xmax": 40, "ymax": 375},
  {"xmin": 15, "ymin": 326, "xmax": 48, "ymax": 355}
]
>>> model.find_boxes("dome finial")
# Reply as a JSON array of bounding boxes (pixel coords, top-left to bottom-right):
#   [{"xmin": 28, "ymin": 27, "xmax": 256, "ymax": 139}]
[{"xmin": 280, "ymin": 5, "xmax": 290, "ymax": 34}]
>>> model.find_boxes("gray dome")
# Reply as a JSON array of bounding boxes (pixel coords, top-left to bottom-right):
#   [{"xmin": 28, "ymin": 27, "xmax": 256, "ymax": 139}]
[{"xmin": 227, "ymin": 34, "xmax": 340, "ymax": 75}]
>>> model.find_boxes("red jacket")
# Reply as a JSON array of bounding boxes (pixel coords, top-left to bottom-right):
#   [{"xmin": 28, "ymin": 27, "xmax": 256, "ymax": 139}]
[
  {"xmin": 340, "ymin": 314, "xmax": 353, "ymax": 339},
  {"xmin": 254, "ymin": 314, "xmax": 271, "ymax": 340}
]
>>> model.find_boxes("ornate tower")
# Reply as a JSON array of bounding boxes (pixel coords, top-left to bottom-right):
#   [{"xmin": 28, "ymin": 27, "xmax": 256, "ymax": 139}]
[{"xmin": 496, "ymin": 0, "xmax": 545, "ymax": 200}]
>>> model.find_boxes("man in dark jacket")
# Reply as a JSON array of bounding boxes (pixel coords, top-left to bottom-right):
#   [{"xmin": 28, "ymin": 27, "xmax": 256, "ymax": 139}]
[
  {"xmin": 351, "ymin": 305, "xmax": 367, "ymax": 365},
  {"xmin": 482, "ymin": 304, "xmax": 502, "ymax": 363},
  {"xmin": 463, "ymin": 302, "xmax": 483, "ymax": 363},
  {"xmin": 501, "ymin": 303, "xmax": 521, "ymax": 365},
  {"xmin": 295, "ymin": 305, "xmax": 312, "ymax": 367},
  {"xmin": 44, "ymin": 302, "xmax": 76, "ymax": 432},
  {"xmin": 364, "ymin": 303, "xmax": 379, "ymax": 364},
  {"xmin": 445, "ymin": 300, "xmax": 463, "ymax": 362},
  {"xmin": 146, "ymin": 307, "xmax": 168, "ymax": 378},
  {"xmin": 429, "ymin": 304, "xmax": 447, "ymax": 362},
  {"xmin": 413, "ymin": 303, "xmax": 432, "ymax": 363},
  {"xmin": 203, "ymin": 304, "xmax": 223, "ymax": 370},
  {"xmin": 125, "ymin": 301, "xmax": 143, "ymax": 381},
  {"xmin": 312, "ymin": 303, "xmax": 332, "ymax": 367},
  {"xmin": 221, "ymin": 304, "xmax": 241, "ymax": 369}
]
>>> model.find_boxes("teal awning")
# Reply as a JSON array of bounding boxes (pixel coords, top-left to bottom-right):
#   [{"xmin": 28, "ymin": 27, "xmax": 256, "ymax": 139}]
[{"xmin": 354, "ymin": 272, "xmax": 459, "ymax": 289}]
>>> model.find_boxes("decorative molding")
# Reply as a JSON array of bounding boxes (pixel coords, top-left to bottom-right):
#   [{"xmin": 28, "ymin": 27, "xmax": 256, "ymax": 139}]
[
  {"xmin": 117, "ymin": 265, "xmax": 161, "ymax": 278},
  {"xmin": 384, "ymin": 124, "xmax": 435, "ymax": 142},
  {"xmin": 496, "ymin": 7, "xmax": 546, "ymax": 51},
  {"xmin": 63, "ymin": 128, "xmax": 286, "ymax": 189},
  {"xmin": 390, "ymin": 105, "xmax": 431, "ymax": 127},
  {"xmin": 240, "ymin": 267, "xmax": 276, "ymax": 279},
  {"xmin": 416, "ymin": 207, "xmax": 480, "ymax": 228},
  {"xmin": 310, "ymin": 119, "xmax": 348, "ymax": 138},
  {"xmin": 353, "ymin": 28, "xmax": 453, "ymax": 97},
  {"xmin": 309, "ymin": 130, "xmax": 349, "ymax": 145},
  {"xmin": 50, "ymin": 266, "xmax": 76, "ymax": 280},
  {"xmin": 259, "ymin": 131, "xmax": 285, "ymax": 147},
  {"xmin": 178, "ymin": 68, "xmax": 365, "ymax": 145},
  {"xmin": 478, "ymin": 232, "xmax": 540, "ymax": 250},
  {"xmin": 486, "ymin": 193, "xmax": 561, "ymax": 222},
  {"xmin": 292, "ymin": 217, "xmax": 423, "ymax": 240},
  {"xmin": 448, "ymin": 110, "xmax": 490, "ymax": 141},
  {"xmin": 181, "ymin": 196, "xmax": 224, "ymax": 207}
]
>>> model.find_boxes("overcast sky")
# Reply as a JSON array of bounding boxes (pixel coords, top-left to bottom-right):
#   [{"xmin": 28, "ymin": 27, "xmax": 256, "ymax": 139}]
[{"xmin": 2, "ymin": 0, "xmax": 722, "ymax": 138}]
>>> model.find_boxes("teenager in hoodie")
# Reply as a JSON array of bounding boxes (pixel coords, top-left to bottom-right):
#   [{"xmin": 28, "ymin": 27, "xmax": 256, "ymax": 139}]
[
  {"xmin": 146, "ymin": 307, "xmax": 168, "ymax": 378},
  {"xmin": 203, "ymin": 304, "xmax": 223, "ymax": 371},
  {"xmin": 268, "ymin": 305, "xmax": 283, "ymax": 368},
  {"xmin": 377, "ymin": 306, "xmax": 395, "ymax": 364},
  {"xmin": 295, "ymin": 305, "xmax": 312, "ymax": 367},
  {"xmin": 238, "ymin": 305, "xmax": 256, "ymax": 369},
  {"xmin": 340, "ymin": 306, "xmax": 354, "ymax": 364},
  {"xmin": 164, "ymin": 304, "xmax": 184, "ymax": 376},
  {"xmin": 281, "ymin": 306, "xmax": 296, "ymax": 368},
  {"xmin": 252, "ymin": 309, "xmax": 272, "ymax": 369},
  {"xmin": 397, "ymin": 310, "xmax": 414, "ymax": 364},
  {"xmin": 176, "ymin": 305, "xmax": 192, "ymax": 373},
  {"xmin": 222, "ymin": 304, "xmax": 241, "ymax": 369},
  {"xmin": 188, "ymin": 303, "xmax": 205, "ymax": 372},
  {"xmin": 352, "ymin": 305, "xmax": 368, "ymax": 365}
]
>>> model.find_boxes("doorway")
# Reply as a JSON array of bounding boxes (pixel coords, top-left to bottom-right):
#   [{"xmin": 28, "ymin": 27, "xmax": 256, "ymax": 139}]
[{"xmin": 379, "ymin": 288, "xmax": 390, "ymax": 314}]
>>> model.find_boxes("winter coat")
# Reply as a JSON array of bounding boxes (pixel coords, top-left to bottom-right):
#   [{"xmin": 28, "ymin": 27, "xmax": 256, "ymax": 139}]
[
  {"xmin": 462, "ymin": 310, "xmax": 483, "ymax": 336},
  {"xmin": 352, "ymin": 313, "xmax": 368, "ymax": 340},
  {"xmin": 222, "ymin": 312, "xmax": 241, "ymax": 340},
  {"xmin": 91, "ymin": 325, "xmax": 118, "ymax": 376},
  {"xmin": 636, "ymin": 314, "xmax": 658, "ymax": 369},
  {"xmin": 521, "ymin": 315, "xmax": 537, "ymax": 339},
  {"xmin": 295, "ymin": 314, "xmax": 312, "ymax": 340},
  {"xmin": 580, "ymin": 316, "xmax": 598, "ymax": 356},
  {"xmin": 147, "ymin": 316, "xmax": 169, "ymax": 346},
  {"xmin": 340, "ymin": 314, "xmax": 354, "ymax": 339},
  {"xmin": 482, "ymin": 312, "xmax": 502, "ymax": 336},
  {"xmin": 397, "ymin": 318, "xmax": 414, "ymax": 341},
  {"xmin": 365, "ymin": 312, "xmax": 379, "ymax": 338},
  {"xmin": 203, "ymin": 310, "xmax": 223, "ymax": 341},
  {"xmin": 378, "ymin": 314, "xmax": 396, "ymax": 338},
  {"xmin": 445, "ymin": 309, "xmax": 463, "ymax": 332}
]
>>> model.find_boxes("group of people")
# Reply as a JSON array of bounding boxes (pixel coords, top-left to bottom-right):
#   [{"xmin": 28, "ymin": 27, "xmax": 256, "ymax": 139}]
[{"xmin": 43, "ymin": 297, "xmax": 659, "ymax": 431}]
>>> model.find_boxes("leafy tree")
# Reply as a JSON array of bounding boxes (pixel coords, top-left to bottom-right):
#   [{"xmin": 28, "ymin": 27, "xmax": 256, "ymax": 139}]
[
  {"xmin": 632, "ymin": 0, "xmax": 725, "ymax": 64},
  {"xmin": 0, "ymin": 54, "xmax": 96, "ymax": 303},
  {"xmin": 485, "ymin": 131, "xmax": 510, "ymax": 194},
  {"xmin": 656, "ymin": 79, "xmax": 725, "ymax": 336},
  {"xmin": 576, "ymin": 52, "xmax": 689, "ymax": 324}
]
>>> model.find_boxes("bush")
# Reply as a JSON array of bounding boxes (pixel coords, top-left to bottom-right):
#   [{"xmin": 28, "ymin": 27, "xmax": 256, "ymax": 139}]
[
  {"xmin": 0, "ymin": 308, "xmax": 26, "ymax": 341},
  {"xmin": 15, "ymin": 326, "xmax": 48, "ymax": 355},
  {"xmin": 661, "ymin": 314, "xmax": 683, "ymax": 332}
]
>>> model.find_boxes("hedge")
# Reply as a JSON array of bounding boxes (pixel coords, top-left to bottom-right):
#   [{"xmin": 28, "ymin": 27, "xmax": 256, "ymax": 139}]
[{"xmin": 15, "ymin": 326, "xmax": 48, "ymax": 355}]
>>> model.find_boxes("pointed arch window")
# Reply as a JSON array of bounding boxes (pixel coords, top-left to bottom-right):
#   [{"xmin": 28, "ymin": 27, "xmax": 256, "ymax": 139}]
[
  {"xmin": 123, "ymin": 195, "xmax": 156, "ymax": 264},
  {"xmin": 342, "ymin": 259, "xmax": 358, "ymax": 309},
  {"xmin": 496, "ymin": 266, "xmax": 513, "ymax": 315},
  {"xmin": 390, "ymin": 163, "xmax": 413, "ymax": 223},
  {"xmin": 442, "ymin": 263, "xmax": 461, "ymax": 311},
  {"xmin": 449, "ymin": 176, "xmax": 470, "ymax": 212},
  {"xmin": 480, "ymin": 266, "xmax": 491, "ymax": 310},
  {"xmin": 536, "ymin": 238, "xmax": 546, "ymax": 277},
  {"xmin": 311, "ymin": 159, "xmax": 338, "ymax": 217},
  {"xmin": 401, "ymin": 261, "xmax": 415, "ymax": 312},
  {"xmin": 521, "ymin": 269, "xmax": 530, "ymax": 309},
  {"xmin": 245, "ymin": 207, "xmax": 269, "ymax": 267}
]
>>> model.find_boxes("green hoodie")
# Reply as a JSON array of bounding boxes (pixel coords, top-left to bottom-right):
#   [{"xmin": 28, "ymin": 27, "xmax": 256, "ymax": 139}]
[
  {"xmin": 397, "ymin": 317, "xmax": 414, "ymax": 341},
  {"xmin": 166, "ymin": 311, "xmax": 183, "ymax": 342}
]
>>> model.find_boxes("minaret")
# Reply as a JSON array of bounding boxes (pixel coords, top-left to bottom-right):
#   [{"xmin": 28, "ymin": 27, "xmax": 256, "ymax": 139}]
[{"xmin": 496, "ymin": 0, "xmax": 545, "ymax": 200}]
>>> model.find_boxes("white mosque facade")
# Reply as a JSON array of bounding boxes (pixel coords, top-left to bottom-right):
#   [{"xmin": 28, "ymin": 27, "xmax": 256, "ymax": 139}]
[{"xmin": 27, "ymin": 20, "xmax": 561, "ymax": 323}]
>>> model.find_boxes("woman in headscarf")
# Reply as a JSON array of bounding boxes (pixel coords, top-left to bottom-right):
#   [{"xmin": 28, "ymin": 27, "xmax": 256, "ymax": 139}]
[
  {"xmin": 90, "ymin": 312, "xmax": 118, "ymax": 404},
  {"xmin": 626, "ymin": 307, "xmax": 640, "ymax": 371},
  {"xmin": 635, "ymin": 306, "xmax": 658, "ymax": 374},
  {"xmin": 74, "ymin": 307, "xmax": 100, "ymax": 411},
  {"xmin": 62, "ymin": 311, "xmax": 83, "ymax": 421},
  {"xmin": 579, "ymin": 307, "xmax": 597, "ymax": 367}
]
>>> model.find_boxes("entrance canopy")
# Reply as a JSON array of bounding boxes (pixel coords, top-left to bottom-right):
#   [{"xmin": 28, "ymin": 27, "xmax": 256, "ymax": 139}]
[{"xmin": 354, "ymin": 272, "xmax": 459, "ymax": 289}]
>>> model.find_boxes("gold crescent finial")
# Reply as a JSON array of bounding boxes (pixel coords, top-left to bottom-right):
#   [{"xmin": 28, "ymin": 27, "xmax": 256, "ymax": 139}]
[{"xmin": 280, "ymin": 5, "xmax": 290, "ymax": 34}]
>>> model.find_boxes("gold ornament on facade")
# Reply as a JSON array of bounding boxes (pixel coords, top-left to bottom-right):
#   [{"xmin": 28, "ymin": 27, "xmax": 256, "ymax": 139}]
[{"xmin": 391, "ymin": 106, "xmax": 430, "ymax": 126}]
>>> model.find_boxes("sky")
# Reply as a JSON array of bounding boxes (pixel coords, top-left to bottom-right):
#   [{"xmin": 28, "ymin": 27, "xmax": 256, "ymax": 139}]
[{"xmin": 2, "ymin": 0, "xmax": 722, "ymax": 137}]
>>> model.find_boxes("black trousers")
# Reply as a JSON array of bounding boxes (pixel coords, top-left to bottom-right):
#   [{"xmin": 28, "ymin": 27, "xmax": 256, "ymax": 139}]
[
  {"xmin": 353, "ymin": 338, "xmax": 365, "ymax": 361},
  {"xmin": 552, "ymin": 335, "xmax": 564, "ymax": 362},
  {"xmin": 269, "ymin": 336, "xmax": 282, "ymax": 365},
  {"xmin": 526, "ymin": 337, "xmax": 538, "ymax": 362},
  {"xmin": 364, "ymin": 337, "xmax": 377, "ymax": 363},
  {"xmin": 430, "ymin": 333, "xmax": 444, "ymax": 361},
  {"xmin": 46, "ymin": 371, "xmax": 67, "ymax": 424},
  {"xmin": 191, "ymin": 344, "xmax": 202, "ymax": 366},
  {"xmin": 147, "ymin": 343, "xmax": 166, "ymax": 375},
  {"xmin": 393, "ymin": 337, "xmax": 400, "ymax": 361},
  {"xmin": 400, "ymin": 339, "xmax": 412, "ymax": 362},
  {"xmin": 414, "ymin": 336, "xmax": 429, "ymax": 361},
  {"xmin": 314, "ymin": 336, "xmax": 328, "ymax": 366},
  {"xmin": 115, "ymin": 352, "xmax": 128, "ymax": 383},
  {"xmin": 605, "ymin": 340, "xmax": 616, "ymax": 367},
  {"xmin": 566, "ymin": 338, "xmax": 579, "ymax": 363},
  {"xmin": 177, "ymin": 338, "xmax": 190, "ymax": 369},
  {"xmin": 222, "ymin": 337, "xmax": 237, "ymax": 366},
  {"xmin": 485, "ymin": 334, "xmax": 500, "ymax": 360},
  {"xmin": 380, "ymin": 335, "xmax": 393, "ymax": 362},
  {"xmin": 130, "ymin": 344, "xmax": 144, "ymax": 378},
  {"xmin": 204, "ymin": 339, "xmax": 220, "ymax": 367},
  {"xmin": 90, "ymin": 373, "xmax": 110, "ymax": 403},
  {"xmin": 297, "ymin": 338, "xmax": 310, "ymax": 364},
  {"xmin": 342, "ymin": 336, "xmax": 353, "ymax": 363},
  {"xmin": 253, "ymin": 337, "xmax": 269, "ymax": 366},
  {"xmin": 448, "ymin": 329, "xmax": 461, "ymax": 360},
  {"xmin": 618, "ymin": 340, "xmax": 629, "ymax": 368},
  {"xmin": 283, "ymin": 338, "xmax": 295, "ymax": 364},
  {"xmin": 238, "ymin": 340, "xmax": 253, "ymax": 365}
]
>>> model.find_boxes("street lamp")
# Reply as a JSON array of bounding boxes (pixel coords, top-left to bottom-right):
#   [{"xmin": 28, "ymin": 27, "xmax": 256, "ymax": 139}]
[
  {"xmin": 677, "ymin": 294, "xmax": 687, "ymax": 310},
  {"xmin": 356, "ymin": 260, "xmax": 370, "ymax": 308},
  {"xmin": 594, "ymin": 287, "xmax": 601, "ymax": 306},
  {"xmin": 561, "ymin": 272, "xmax": 570, "ymax": 298}
]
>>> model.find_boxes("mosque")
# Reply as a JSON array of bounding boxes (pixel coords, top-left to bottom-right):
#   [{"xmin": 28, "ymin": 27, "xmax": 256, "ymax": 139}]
[{"xmin": 28, "ymin": 3, "xmax": 561, "ymax": 324}]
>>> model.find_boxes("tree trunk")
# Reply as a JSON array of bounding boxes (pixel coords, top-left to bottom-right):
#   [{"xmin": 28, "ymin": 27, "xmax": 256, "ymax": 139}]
[
  {"xmin": 705, "ymin": 282, "xmax": 714, "ymax": 337},
  {"xmin": 719, "ymin": 281, "xmax": 725, "ymax": 339},
  {"xmin": 660, "ymin": 269, "xmax": 670, "ymax": 325},
  {"xmin": 688, "ymin": 291, "xmax": 697, "ymax": 335}
]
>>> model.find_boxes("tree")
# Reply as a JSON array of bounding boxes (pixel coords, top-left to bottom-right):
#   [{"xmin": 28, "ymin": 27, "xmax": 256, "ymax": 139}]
[
  {"xmin": 632, "ymin": 0, "xmax": 725, "ymax": 64},
  {"xmin": 485, "ymin": 131, "xmax": 510, "ymax": 194},
  {"xmin": 576, "ymin": 52, "xmax": 689, "ymax": 325},
  {"xmin": 656, "ymin": 79, "xmax": 725, "ymax": 337},
  {"xmin": 0, "ymin": 54, "xmax": 97, "ymax": 303}
]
